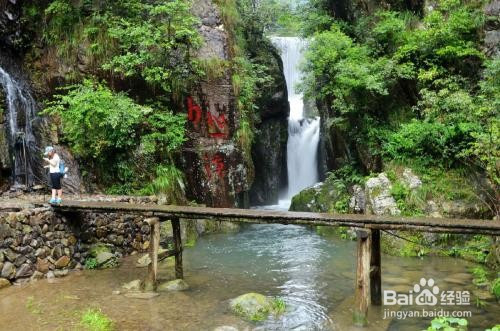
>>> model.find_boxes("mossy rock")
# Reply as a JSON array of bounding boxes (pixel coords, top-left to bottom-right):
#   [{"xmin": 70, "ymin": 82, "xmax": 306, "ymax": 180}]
[
  {"xmin": 230, "ymin": 293, "xmax": 272, "ymax": 321},
  {"xmin": 290, "ymin": 176, "xmax": 350, "ymax": 213},
  {"xmin": 88, "ymin": 243, "xmax": 112, "ymax": 257}
]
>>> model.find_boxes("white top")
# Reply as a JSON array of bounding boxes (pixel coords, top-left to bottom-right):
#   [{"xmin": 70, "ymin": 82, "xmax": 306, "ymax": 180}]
[{"xmin": 45, "ymin": 153, "xmax": 60, "ymax": 173}]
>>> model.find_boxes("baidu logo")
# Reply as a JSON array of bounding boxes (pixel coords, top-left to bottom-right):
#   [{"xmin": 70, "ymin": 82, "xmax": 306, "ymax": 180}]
[
  {"xmin": 384, "ymin": 278, "xmax": 470, "ymax": 306},
  {"xmin": 414, "ymin": 278, "xmax": 440, "ymax": 305}
]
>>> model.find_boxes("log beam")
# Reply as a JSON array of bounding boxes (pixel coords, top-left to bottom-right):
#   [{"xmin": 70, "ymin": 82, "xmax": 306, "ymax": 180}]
[
  {"xmin": 144, "ymin": 217, "xmax": 160, "ymax": 292},
  {"xmin": 370, "ymin": 229, "xmax": 382, "ymax": 305},
  {"xmin": 354, "ymin": 229, "xmax": 371, "ymax": 327},
  {"xmin": 171, "ymin": 217, "xmax": 183, "ymax": 279}
]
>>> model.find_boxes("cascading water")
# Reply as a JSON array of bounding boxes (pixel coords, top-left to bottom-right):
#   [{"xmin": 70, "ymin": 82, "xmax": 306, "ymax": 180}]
[
  {"xmin": 0, "ymin": 64, "xmax": 38, "ymax": 188},
  {"xmin": 271, "ymin": 37, "xmax": 320, "ymax": 209}
]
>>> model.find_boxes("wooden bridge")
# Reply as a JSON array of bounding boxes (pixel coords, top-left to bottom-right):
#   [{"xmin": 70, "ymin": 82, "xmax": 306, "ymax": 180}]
[{"xmin": 52, "ymin": 200, "xmax": 500, "ymax": 327}]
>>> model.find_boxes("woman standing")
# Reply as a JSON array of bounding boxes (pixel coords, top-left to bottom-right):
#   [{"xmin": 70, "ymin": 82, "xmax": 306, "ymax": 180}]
[{"xmin": 43, "ymin": 146, "xmax": 62, "ymax": 204}]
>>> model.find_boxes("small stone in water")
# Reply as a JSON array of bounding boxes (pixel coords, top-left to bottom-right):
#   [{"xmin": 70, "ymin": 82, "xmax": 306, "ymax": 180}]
[
  {"xmin": 122, "ymin": 279, "xmax": 142, "ymax": 291},
  {"xmin": 158, "ymin": 279, "xmax": 189, "ymax": 292}
]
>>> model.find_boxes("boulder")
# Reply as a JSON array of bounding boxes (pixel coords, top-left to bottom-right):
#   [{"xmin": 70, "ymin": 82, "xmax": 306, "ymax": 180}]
[
  {"xmin": 402, "ymin": 168, "xmax": 422, "ymax": 190},
  {"xmin": 88, "ymin": 243, "xmax": 112, "ymax": 257},
  {"xmin": 15, "ymin": 263, "xmax": 32, "ymax": 278},
  {"xmin": 1, "ymin": 261, "xmax": 15, "ymax": 279},
  {"xmin": 290, "ymin": 176, "xmax": 350, "ymax": 213},
  {"xmin": 0, "ymin": 277, "xmax": 10, "ymax": 289},
  {"xmin": 229, "ymin": 292, "xmax": 272, "ymax": 321},
  {"xmin": 54, "ymin": 255, "xmax": 70, "ymax": 269},
  {"xmin": 158, "ymin": 279, "xmax": 189, "ymax": 292},
  {"xmin": 349, "ymin": 184, "xmax": 366, "ymax": 214},
  {"xmin": 36, "ymin": 258, "xmax": 49, "ymax": 273},
  {"xmin": 365, "ymin": 173, "xmax": 400, "ymax": 216},
  {"xmin": 96, "ymin": 252, "xmax": 116, "ymax": 268}
]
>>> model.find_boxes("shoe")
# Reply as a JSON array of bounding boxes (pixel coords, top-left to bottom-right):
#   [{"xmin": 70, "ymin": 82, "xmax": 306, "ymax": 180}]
[
  {"xmin": 56, "ymin": 198, "xmax": 62, "ymax": 204},
  {"xmin": 49, "ymin": 198, "xmax": 56, "ymax": 204}
]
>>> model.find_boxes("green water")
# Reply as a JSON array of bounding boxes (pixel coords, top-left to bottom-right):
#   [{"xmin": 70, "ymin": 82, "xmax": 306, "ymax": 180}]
[{"xmin": 0, "ymin": 223, "xmax": 498, "ymax": 330}]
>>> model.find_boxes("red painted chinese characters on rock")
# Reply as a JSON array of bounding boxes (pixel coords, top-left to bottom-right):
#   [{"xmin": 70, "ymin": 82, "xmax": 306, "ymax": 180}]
[
  {"xmin": 204, "ymin": 153, "xmax": 225, "ymax": 179},
  {"xmin": 186, "ymin": 96, "xmax": 229, "ymax": 139}
]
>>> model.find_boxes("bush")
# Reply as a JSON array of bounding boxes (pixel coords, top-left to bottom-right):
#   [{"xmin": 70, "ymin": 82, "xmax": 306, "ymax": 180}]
[
  {"xmin": 384, "ymin": 120, "xmax": 475, "ymax": 167},
  {"xmin": 44, "ymin": 80, "xmax": 149, "ymax": 159},
  {"xmin": 44, "ymin": 79, "xmax": 186, "ymax": 192}
]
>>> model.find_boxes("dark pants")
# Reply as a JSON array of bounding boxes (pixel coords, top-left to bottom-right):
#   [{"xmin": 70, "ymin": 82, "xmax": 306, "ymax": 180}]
[{"xmin": 50, "ymin": 173, "xmax": 61, "ymax": 190}]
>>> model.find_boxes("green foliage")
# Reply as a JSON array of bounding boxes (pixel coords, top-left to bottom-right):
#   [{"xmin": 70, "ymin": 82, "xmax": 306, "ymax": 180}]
[
  {"xmin": 270, "ymin": 297, "xmax": 287, "ymax": 315},
  {"xmin": 43, "ymin": 80, "xmax": 148, "ymax": 159},
  {"xmin": 492, "ymin": 278, "xmax": 500, "ymax": 299},
  {"xmin": 424, "ymin": 317, "xmax": 467, "ymax": 331},
  {"xmin": 232, "ymin": 56, "xmax": 272, "ymax": 160},
  {"xmin": 43, "ymin": 80, "xmax": 186, "ymax": 193},
  {"xmin": 486, "ymin": 325, "xmax": 500, "ymax": 331},
  {"xmin": 399, "ymin": 233, "xmax": 428, "ymax": 257},
  {"xmin": 470, "ymin": 266, "xmax": 489, "ymax": 287},
  {"xmin": 40, "ymin": 0, "xmax": 201, "ymax": 94},
  {"xmin": 102, "ymin": 0, "xmax": 201, "ymax": 94},
  {"xmin": 140, "ymin": 112, "xmax": 186, "ymax": 156},
  {"xmin": 84, "ymin": 257, "xmax": 98, "ymax": 270},
  {"xmin": 384, "ymin": 120, "xmax": 475, "ymax": 167},
  {"xmin": 80, "ymin": 308, "xmax": 114, "ymax": 331},
  {"xmin": 140, "ymin": 165, "xmax": 186, "ymax": 203},
  {"xmin": 301, "ymin": 0, "xmax": 497, "ymax": 196},
  {"xmin": 198, "ymin": 58, "xmax": 231, "ymax": 81}
]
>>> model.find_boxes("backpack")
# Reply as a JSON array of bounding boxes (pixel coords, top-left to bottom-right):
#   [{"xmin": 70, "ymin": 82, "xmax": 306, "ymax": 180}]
[{"xmin": 59, "ymin": 159, "xmax": 68, "ymax": 178}]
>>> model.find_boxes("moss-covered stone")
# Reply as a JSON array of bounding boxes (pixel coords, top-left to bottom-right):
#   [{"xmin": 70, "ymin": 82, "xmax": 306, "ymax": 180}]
[
  {"xmin": 230, "ymin": 292, "xmax": 272, "ymax": 321},
  {"xmin": 289, "ymin": 176, "xmax": 350, "ymax": 213},
  {"xmin": 88, "ymin": 243, "xmax": 112, "ymax": 257}
]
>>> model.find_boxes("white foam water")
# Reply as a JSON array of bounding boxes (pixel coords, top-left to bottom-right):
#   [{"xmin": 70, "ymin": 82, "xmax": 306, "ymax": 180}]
[{"xmin": 271, "ymin": 37, "xmax": 320, "ymax": 207}]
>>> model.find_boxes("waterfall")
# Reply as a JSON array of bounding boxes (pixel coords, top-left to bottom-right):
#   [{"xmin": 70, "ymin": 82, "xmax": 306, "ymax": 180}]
[
  {"xmin": 271, "ymin": 37, "xmax": 320, "ymax": 204},
  {"xmin": 0, "ymin": 64, "xmax": 38, "ymax": 187}
]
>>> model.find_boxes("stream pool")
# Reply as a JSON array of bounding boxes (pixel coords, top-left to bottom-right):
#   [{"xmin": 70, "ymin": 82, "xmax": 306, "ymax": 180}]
[{"xmin": 0, "ymin": 223, "xmax": 498, "ymax": 330}]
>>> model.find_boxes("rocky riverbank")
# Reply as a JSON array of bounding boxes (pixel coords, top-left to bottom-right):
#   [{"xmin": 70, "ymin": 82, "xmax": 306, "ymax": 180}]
[{"xmin": 0, "ymin": 194, "xmax": 240, "ymax": 287}]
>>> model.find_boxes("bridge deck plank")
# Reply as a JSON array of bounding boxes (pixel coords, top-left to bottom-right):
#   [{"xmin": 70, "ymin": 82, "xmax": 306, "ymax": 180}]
[{"xmin": 49, "ymin": 200, "xmax": 500, "ymax": 235}]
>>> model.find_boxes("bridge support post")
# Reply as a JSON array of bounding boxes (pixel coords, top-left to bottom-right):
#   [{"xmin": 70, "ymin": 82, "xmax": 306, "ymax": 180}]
[
  {"xmin": 370, "ymin": 229, "xmax": 382, "ymax": 306},
  {"xmin": 171, "ymin": 217, "xmax": 183, "ymax": 279},
  {"xmin": 354, "ymin": 228, "xmax": 371, "ymax": 327},
  {"xmin": 144, "ymin": 217, "xmax": 160, "ymax": 292}
]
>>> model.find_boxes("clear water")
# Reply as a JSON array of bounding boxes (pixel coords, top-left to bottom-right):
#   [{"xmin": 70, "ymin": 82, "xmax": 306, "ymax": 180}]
[{"xmin": 1, "ymin": 223, "xmax": 498, "ymax": 330}]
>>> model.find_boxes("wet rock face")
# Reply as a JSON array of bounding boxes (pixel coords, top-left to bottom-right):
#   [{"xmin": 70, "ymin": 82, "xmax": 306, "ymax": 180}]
[
  {"xmin": 250, "ymin": 118, "xmax": 287, "ymax": 205},
  {"xmin": 0, "ymin": 90, "xmax": 10, "ymax": 190},
  {"xmin": 250, "ymin": 42, "xmax": 289, "ymax": 206},
  {"xmin": 182, "ymin": 0, "xmax": 251, "ymax": 208},
  {"xmin": 484, "ymin": 0, "xmax": 500, "ymax": 56},
  {"xmin": 0, "ymin": 0, "xmax": 23, "ymax": 51}
]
